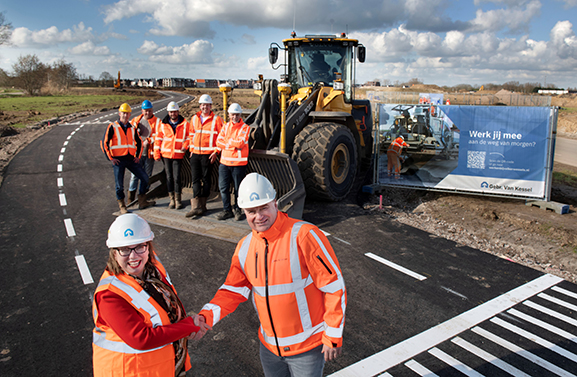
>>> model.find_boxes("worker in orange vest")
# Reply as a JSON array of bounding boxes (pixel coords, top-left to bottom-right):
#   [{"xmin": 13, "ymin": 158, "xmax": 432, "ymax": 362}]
[
  {"xmin": 387, "ymin": 135, "xmax": 408, "ymax": 179},
  {"xmin": 92, "ymin": 214, "xmax": 204, "ymax": 377},
  {"xmin": 127, "ymin": 100, "xmax": 160, "ymax": 204},
  {"xmin": 100, "ymin": 103, "xmax": 155, "ymax": 213},
  {"xmin": 186, "ymin": 94, "xmax": 223, "ymax": 219},
  {"xmin": 195, "ymin": 173, "xmax": 346, "ymax": 376},
  {"xmin": 154, "ymin": 101, "xmax": 191, "ymax": 210},
  {"xmin": 212, "ymin": 103, "xmax": 250, "ymax": 221}
]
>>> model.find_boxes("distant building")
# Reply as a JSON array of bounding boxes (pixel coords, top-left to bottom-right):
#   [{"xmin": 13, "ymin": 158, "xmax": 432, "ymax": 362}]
[
  {"xmin": 235, "ymin": 79, "xmax": 253, "ymax": 89},
  {"xmin": 538, "ymin": 89, "xmax": 569, "ymax": 95},
  {"xmin": 160, "ymin": 78, "xmax": 195, "ymax": 87},
  {"xmin": 365, "ymin": 81, "xmax": 381, "ymax": 87}
]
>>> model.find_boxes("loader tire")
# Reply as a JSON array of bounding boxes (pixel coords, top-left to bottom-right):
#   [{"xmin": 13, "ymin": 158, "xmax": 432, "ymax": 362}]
[{"xmin": 292, "ymin": 123, "xmax": 357, "ymax": 201}]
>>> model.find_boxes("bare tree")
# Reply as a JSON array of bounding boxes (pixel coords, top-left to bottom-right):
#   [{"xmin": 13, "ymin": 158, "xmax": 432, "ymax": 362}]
[
  {"xmin": 99, "ymin": 71, "xmax": 114, "ymax": 87},
  {"xmin": 50, "ymin": 59, "xmax": 78, "ymax": 90},
  {"xmin": 0, "ymin": 67, "xmax": 11, "ymax": 87},
  {"xmin": 0, "ymin": 12, "xmax": 12, "ymax": 46},
  {"xmin": 12, "ymin": 54, "xmax": 48, "ymax": 95}
]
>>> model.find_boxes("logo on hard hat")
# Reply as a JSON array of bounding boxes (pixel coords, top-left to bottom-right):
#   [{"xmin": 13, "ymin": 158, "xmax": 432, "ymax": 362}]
[
  {"xmin": 249, "ymin": 192, "xmax": 260, "ymax": 201},
  {"xmin": 124, "ymin": 229, "xmax": 134, "ymax": 237}
]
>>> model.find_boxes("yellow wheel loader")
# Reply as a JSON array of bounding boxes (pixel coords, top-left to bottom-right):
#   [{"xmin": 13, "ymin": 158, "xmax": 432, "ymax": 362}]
[{"xmin": 246, "ymin": 32, "xmax": 373, "ymax": 202}]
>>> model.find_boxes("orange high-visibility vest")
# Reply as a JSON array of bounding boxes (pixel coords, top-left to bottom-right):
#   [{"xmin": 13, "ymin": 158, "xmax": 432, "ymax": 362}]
[
  {"xmin": 131, "ymin": 115, "xmax": 161, "ymax": 159},
  {"xmin": 199, "ymin": 212, "xmax": 347, "ymax": 357},
  {"xmin": 216, "ymin": 120, "xmax": 250, "ymax": 166},
  {"xmin": 101, "ymin": 121, "xmax": 139, "ymax": 160},
  {"xmin": 189, "ymin": 112, "xmax": 223, "ymax": 155},
  {"xmin": 92, "ymin": 259, "xmax": 191, "ymax": 376},
  {"xmin": 388, "ymin": 137, "xmax": 408, "ymax": 155},
  {"xmin": 154, "ymin": 118, "xmax": 191, "ymax": 160}
]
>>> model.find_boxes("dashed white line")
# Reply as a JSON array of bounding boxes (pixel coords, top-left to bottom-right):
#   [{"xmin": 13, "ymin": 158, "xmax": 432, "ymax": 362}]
[
  {"xmin": 64, "ymin": 218, "xmax": 76, "ymax": 237},
  {"xmin": 63, "ymin": 141, "xmax": 69, "ymax": 146},
  {"xmin": 58, "ymin": 154, "xmax": 64, "ymax": 162},
  {"xmin": 60, "ymin": 147, "xmax": 66, "ymax": 153},
  {"xmin": 57, "ymin": 164, "xmax": 63, "ymax": 172},
  {"xmin": 57, "ymin": 178, "xmax": 63, "ymax": 187},
  {"xmin": 365, "ymin": 252, "xmax": 427, "ymax": 281},
  {"xmin": 59, "ymin": 193, "xmax": 67, "ymax": 206},
  {"xmin": 75, "ymin": 255, "xmax": 94, "ymax": 285}
]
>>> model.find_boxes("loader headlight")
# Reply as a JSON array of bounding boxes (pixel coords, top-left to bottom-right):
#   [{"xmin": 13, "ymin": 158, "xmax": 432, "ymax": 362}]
[
  {"xmin": 333, "ymin": 81, "xmax": 344, "ymax": 90},
  {"xmin": 253, "ymin": 82, "xmax": 262, "ymax": 90}
]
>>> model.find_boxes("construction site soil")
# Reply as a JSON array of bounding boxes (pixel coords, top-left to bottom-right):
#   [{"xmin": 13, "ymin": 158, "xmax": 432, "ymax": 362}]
[{"xmin": 1, "ymin": 89, "xmax": 576, "ymax": 283}]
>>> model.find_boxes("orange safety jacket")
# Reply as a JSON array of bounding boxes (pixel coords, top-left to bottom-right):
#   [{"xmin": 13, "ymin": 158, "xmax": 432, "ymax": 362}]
[
  {"xmin": 100, "ymin": 121, "xmax": 141, "ymax": 160},
  {"xmin": 199, "ymin": 212, "xmax": 347, "ymax": 357},
  {"xmin": 215, "ymin": 119, "xmax": 250, "ymax": 166},
  {"xmin": 92, "ymin": 259, "xmax": 191, "ymax": 376},
  {"xmin": 131, "ymin": 114, "xmax": 161, "ymax": 159},
  {"xmin": 154, "ymin": 115, "xmax": 191, "ymax": 160},
  {"xmin": 189, "ymin": 112, "xmax": 223, "ymax": 155},
  {"xmin": 388, "ymin": 137, "xmax": 408, "ymax": 156}
]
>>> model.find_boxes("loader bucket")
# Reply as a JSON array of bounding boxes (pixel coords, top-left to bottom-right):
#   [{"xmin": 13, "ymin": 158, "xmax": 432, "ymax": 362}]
[{"xmin": 247, "ymin": 150, "xmax": 306, "ymax": 219}]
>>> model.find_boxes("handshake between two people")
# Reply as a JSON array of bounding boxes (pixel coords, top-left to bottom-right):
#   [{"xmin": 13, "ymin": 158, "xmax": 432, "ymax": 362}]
[{"xmin": 187, "ymin": 314, "xmax": 212, "ymax": 341}]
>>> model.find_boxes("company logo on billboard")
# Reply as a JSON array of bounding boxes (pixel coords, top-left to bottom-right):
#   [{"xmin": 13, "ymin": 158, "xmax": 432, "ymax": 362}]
[{"xmin": 480, "ymin": 181, "xmax": 532, "ymax": 192}]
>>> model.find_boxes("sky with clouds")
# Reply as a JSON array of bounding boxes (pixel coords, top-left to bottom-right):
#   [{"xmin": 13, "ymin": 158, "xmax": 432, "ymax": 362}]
[{"xmin": 1, "ymin": 0, "xmax": 577, "ymax": 88}]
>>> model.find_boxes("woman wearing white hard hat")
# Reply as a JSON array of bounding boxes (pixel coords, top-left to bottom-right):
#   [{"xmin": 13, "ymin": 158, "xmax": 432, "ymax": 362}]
[
  {"xmin": 214, "ymin": 103, "xmax": 251, "ymax": 221},
  {"xmin": 92, "ymin": 214, "xmax": 207, "ymax": 376}
]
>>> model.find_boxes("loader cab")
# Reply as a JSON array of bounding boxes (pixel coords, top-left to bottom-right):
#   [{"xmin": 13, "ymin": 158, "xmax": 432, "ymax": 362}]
[{"xmin": 270, "ymin": 34, "xmax": 364, "ymax": 104}]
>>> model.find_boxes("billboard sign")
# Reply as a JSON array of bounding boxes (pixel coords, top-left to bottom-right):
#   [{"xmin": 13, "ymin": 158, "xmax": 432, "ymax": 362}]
[{"xmin": 376, "ymin": 104, "xmax": 556, "ymax": 199}]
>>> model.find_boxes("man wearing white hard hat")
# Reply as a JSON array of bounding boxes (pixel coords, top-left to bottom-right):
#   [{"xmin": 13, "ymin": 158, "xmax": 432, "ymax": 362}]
[
  {"xmin": 213, "ymin": 103, "xmax": 250, "ymax": 221},
  {"xmin": 185, "ymin": 94, "xmax": 224, "ymax": 219},
  {"xmin": 197, "ymin": 173, "xmax": 347, "ymax": 376},
  {"xmin": 154, "ymin": 101, "xmax": 192, "ymax": 210}
]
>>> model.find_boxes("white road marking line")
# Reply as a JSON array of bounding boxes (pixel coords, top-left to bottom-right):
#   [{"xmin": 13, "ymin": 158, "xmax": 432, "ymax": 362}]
[
  {"xmin": 57, "ymin": 178, "xmax": 63, "ymax": 187},
  {"xmin": 59, "ymin": 193, "xmax": 67, "ymax": 206},
  {"xmin": 64, "ymin": 218, "xmax": 76, "ymax": 237},
  {"xmin": 57, "ymin": 164, "xmax": 62, "ymax": 172},
  {"xmin": 365, "ymin": 252, "xmax": 427, "ymax": 281},
  {"xmin": 60, "ymin": 147, "xmax": 66, "ymax": 153},
  {"xmin": 452, "ymin": 336, "xmax": 531, "ymax": 377},
  {"xmin": 329, "ymin": 274, "xmax": 563, "ymax": 377},
  {"xmin": 472, "ymin": 326, "xmax": 576, "ymax": 377},
  {"xmin": 63, "ymin": 141, "xmax": 69, "ymax": 146},
  {"xmin": 523, "ymin": 300, "xmax": 577, "ymax": 327},
  {"xmin": 75, "ymin": 255, "xmax": 94, "ymax": 285},
  {"xmin": 491, "ymin": 316, "xmax": 577, "ymax": 363},
  {"xmin": 404, "ymin": 360, "xmax": 439, "ymax": 376},
  {"xmin": 333, "ymin": 236, "xmax": 351, "ymax": 245},
  {"xmin": 321, "ymin": 229, "xmax": 331, "ymax": 236},
  {"xmin": 507, "ymin": 308, "xmax": 577, "ymax": 343},
  {"xmin": 441, "ymin": 286, "xmax": 468, "ymax": 300},
  {"xmin": 428, "ymin": 347, "xmax": 483, "ymax": 377},
  {"xmin": 539, "ymin": 292, "xmax": 577, "ymax": 311},
  {"xmin": 66, "ymin": 135, "xmax": 72, "ymax": 140},
  {"xmin": 70, "ymin": 131, "xmax": 76, "ymax": 135},
  {"xmin": 58, "ymin": 154, "xmax": 64, "ymax": 162},
  {"xmin": 552, "ymin": 286, "xmax": 577, "ymax": 300}
]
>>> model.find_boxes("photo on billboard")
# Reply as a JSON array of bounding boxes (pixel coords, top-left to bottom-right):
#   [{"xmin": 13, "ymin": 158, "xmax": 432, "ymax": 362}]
[{"xmin": 377, "ymin": 104, "xmax": 556, "ymax": 199}]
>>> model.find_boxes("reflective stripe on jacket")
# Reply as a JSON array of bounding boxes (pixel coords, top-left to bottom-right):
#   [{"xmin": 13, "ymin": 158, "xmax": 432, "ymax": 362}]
[
  {"xmin": 154, "ymin": 115, "xmax": 191, "ymax": 160},
  {"xmin": 131, "ymin": 115, "xmax": 161, "ymax": 159},
  {"xmin": 215, "ymin": 120, "xmax": 250, "ymax": 166},
  {"xmin": 101, "ymin": 121, "xmax": 140, "ymax": 160},
  {"xmin": 199, "ymin": 212, "xmax": 346, "ymax": 357},
  {"xmin": 388, "ymin": 137, "xmax": 408, "ymax": 155},
  {"xmin": 190, "ymin": 112, "xmax": 223, "ymax": 155},
  {"xmin": 92, "ymin": 259, "xmax": 191, "ymax": 376}
]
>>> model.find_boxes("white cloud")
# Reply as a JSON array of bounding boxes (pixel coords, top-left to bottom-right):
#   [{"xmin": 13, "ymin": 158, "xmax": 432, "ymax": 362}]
[
  {"xmin": 137, "ymin": 40, "xmax": 214, "ymax": 64},
  {"xmin": 70, "ymin": 41, "xmax": 111, "ymax": 56},
  {"xmin": 10, "ymin": 22, "xmax": 95, "ymax": 47},
  {"xmin": 467, "ymin": 0, "xmax": 541, "ymax": 33},
  {"xmin": 558, "ymin": 0, "xmax": 577, "ymax": 8},
  {"xmin": 550, "ymin": 20, "xmax": 577, "ymax": 59}
]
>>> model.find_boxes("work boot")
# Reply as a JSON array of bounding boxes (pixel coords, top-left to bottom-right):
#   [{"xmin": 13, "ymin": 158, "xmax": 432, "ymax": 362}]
[
  {"xmin": 175, "ymin": 192, "xmax": 184, "ymax": 210},
  {"xmin": 117, "ymin": 199, "xmax": 129, "ymax": 214},
  {"xmin": 185, "ymin": 197, "xmax": 203, "ymax": 218},
  {"xmin": 138, "ymin": 194, "xmax": 155, "ymax": 209},
  {"xmin": 127, "ymin": 190, "xmax": 136, "ymax": 204},
  {"xmin": 234, "ymin": 208, "xmax": 244, "ymax": 221},
  {"xmin": 216, "ymin": 210, "xmax": 234, "ymax": 221},
  {"xmin": 199, "ymin": 197, "xmax": 208, "ymax": 213},
  {"xmin": 168, "ymin": 192, "xmax": 175, "ymax": 209}
]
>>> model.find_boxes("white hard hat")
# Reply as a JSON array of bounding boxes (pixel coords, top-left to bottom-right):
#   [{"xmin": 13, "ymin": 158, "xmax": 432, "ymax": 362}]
[
  {"xmin": 106, "ymin": 214, "xmax": 154, "ymax": 248},
  {"xmin": 399, "ymin": 135, "xmax": 404, "ymax": 140},
  {"xmin": 228, "ymin": 103, "xmax": 242, "ymax": 114},
  {"xmin": 237, "ymin": 173, "xmax": 277, "ymax": 209},
  {"xmin": 199, "ymin": 94, "xmax": 212, "ymax": 104},
  {"xmin": 167, "ymin": 101, "xmax": 180, "ymax": 111}
]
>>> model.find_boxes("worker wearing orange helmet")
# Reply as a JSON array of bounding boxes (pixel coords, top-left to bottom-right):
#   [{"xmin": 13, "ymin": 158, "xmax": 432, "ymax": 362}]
[
  {"xmin": 196, "ymin": 173, "xmax": 346, "ymax": 376},
  {"xmin": 186, "ymin": 94, "xmax": 224, "ymax": 219},
  {"xmin": 100, "ymin": 103, "xmax": 155, "ymax": 213},
  {"xmin": 387, "ymin": 135, "xmax": 408, "ymax": 179}
]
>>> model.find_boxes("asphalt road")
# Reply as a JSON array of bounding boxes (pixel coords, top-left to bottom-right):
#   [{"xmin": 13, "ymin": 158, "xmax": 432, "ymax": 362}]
[
  {"xmin": 555, "ymin": 137, "xmax": 577, "ymax": 167},
  {"xmin": 1, "ymin": 95, "xmax": 577, "ymax": 376}
]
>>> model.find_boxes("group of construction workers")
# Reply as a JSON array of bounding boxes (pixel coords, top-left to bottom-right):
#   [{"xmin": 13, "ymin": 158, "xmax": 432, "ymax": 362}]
[{"xmin": 100, "ymin": 95, "xmax": 250, "ymax": 221}]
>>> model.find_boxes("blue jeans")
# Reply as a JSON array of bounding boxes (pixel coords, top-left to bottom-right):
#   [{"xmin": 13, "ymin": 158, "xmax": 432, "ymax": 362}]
[
  {"xmin": 129, "ymin": 155, "xmax": 154, "ymax": 192},
  {"xmin": 218, "ymin": 164, "xmax": 246, "ymax": 212},
  {"xmin": 259, "ymin": 343, "xmax": 325, "ymax": 377},
  {"xmin": 112, "ymin": 155, "xmax": 149, "ymax": 200}
]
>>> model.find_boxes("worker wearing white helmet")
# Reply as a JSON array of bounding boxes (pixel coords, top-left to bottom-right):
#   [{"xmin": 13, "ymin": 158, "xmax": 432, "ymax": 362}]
[
  {"xmin": 92, "ymin": 213, "xmax": 205, "ymax": 376},
  {"xmin": 185, "ymin": 94, "xmax": 224, "ymax": 219},
  {"xmin": 197, "ymin": 173, "xmax": 347, "ymax": 376},
  {"xmin": 387, "ymin": 134, "xmax": 408, "ymax": 179},
  {"xmin": 154, "ymin": 101, "xmax": 192, "ymax": 209},
  {"xmin": 214, "ymin": 103, "xmax": 250, "ymax": 221}
]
